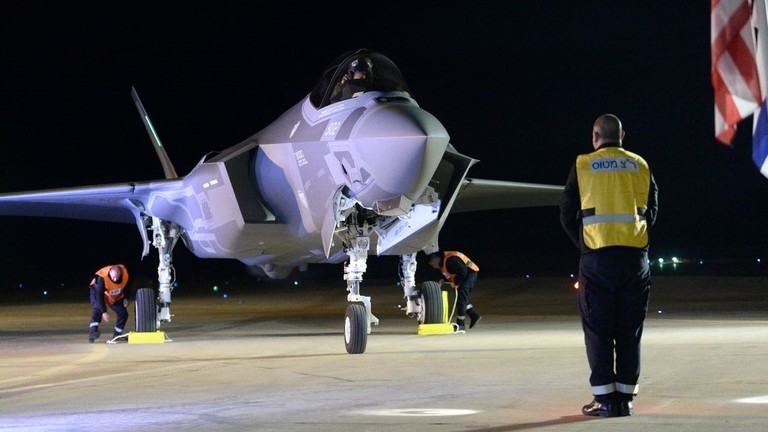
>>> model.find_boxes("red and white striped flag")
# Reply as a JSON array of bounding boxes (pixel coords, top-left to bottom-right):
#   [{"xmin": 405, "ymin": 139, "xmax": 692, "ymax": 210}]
[
  {"xmin": 712, "ymin": 0, "xmax": 768, "ymax": 177},
  {"xmin": 711, "ymin": 0, "xmax": 762, "ymax": 145}
]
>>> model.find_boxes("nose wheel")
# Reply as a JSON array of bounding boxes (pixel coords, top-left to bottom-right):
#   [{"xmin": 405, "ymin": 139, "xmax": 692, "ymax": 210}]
[{"xmin": 344, "ymin": 302, "xmax": 367, "ymax": 354}]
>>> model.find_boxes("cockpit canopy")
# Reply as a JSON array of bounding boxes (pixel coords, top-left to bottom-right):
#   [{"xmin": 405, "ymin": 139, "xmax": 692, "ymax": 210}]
[{"xmin": 309, "ymin": 49, "xmax": 412, "ymax": 109}]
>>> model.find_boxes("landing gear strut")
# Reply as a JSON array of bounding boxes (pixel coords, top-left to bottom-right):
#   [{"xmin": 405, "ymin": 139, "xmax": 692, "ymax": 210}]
[
  {"xmin": 343, "ymin": 236, "xmax": 378, "ymax": 354},
  {"xmin": 152, "ymin": 216, "xmax": 179, "ymax": 326},
  {"xmin": 399, "ymin": 253, "xmax": 443, "ymax": 324},
  {"xmin": 134, "ymin": 216, "xmax": 181, "ymax": 333}
]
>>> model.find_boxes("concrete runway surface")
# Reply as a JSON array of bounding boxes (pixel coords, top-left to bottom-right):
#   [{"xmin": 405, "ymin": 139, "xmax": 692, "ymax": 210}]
[{"xmin": 1, "ymin": 275, "xmax": 768, "ymax": 432}]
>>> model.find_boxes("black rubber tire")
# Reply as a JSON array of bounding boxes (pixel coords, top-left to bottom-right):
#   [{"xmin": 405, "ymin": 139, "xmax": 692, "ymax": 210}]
[
  {"xmin": 344, "ymin": 302, "xmax": 367, "ymax": 354},
  {"xmin": 420, "ymin": 281, "xmax": 444, "ymax": 324},
  {"xmin": 135, "ymin": 287, "xmax": 158, "ymax": 333}
]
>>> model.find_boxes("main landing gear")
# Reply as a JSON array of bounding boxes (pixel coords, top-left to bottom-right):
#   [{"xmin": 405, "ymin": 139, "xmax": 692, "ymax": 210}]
[{"xmin": 133, "ymin": 216, "xmax": 180, "ymax": 336}]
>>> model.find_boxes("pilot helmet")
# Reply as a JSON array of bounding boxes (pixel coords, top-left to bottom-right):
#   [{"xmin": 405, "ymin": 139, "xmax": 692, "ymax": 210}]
[{"xmin": 347, "ymin": 57, "xmax": 373, "ymax": 78}]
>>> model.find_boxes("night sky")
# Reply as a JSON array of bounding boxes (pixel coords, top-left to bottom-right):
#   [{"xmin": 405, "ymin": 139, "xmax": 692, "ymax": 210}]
[{"xmin": 2, "ymin": 2, "xmax": 768, "ymax": 294}]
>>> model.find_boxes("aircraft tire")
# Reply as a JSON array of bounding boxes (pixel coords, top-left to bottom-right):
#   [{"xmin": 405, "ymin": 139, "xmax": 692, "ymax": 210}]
[
  {"xmin": 420, "ymin": 281, "xmax": 444, "ymax": 324},
  {"xmin": 135, "ymin": 287, "xmax": 158, "ymax": 333},
  {"xmin": 344, "ymin": 302, "xmax": 367, "ymax": 354}
]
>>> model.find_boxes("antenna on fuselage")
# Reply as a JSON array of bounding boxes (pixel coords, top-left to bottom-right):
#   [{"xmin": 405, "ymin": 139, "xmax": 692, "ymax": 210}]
[{"xmin": 130, "ymin": 87, "xmax": 179, "ymax": 179}]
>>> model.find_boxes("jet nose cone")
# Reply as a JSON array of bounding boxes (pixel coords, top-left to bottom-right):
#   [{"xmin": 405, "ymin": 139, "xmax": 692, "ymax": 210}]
[{"xmin": 349, "ymin": 102, "xmax": 449, "ymax": 208}]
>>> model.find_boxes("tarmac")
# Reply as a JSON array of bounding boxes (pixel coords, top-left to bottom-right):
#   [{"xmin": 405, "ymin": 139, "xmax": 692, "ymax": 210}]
[{"xmin": 1, "ymin": 274, "xmax": 767, "ymax": 432}]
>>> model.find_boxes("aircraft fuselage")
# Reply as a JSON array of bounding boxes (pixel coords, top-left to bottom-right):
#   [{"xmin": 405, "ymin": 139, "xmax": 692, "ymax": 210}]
[{"xmin": 166, "ymin": 90, "xmax": 449, "ymax": 277}]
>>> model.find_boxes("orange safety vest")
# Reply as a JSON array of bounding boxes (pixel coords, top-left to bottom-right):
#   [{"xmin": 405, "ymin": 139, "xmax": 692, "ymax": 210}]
[
  {"xmin": 93, "ymin": 264, "xmax": 129, "ymax": 305},
  {"xmin": 440, "ymin": 251, "xmax": 479, "ymax": 284}
]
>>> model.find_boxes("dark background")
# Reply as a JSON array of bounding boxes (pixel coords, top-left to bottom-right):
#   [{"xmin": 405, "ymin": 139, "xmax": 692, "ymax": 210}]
[{"xmin": 2, "ymin": 1, "xmax": 767, "ymax": 298}]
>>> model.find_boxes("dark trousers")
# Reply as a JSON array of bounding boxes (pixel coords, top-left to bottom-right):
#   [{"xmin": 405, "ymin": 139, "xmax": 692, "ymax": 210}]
[
  {"xmin": 456, "ymin": 271, "xmax": 478, "ymax": 318},
  {"xmin": 578, "ymin": 248, "xmax": 650, "ymax": 401},
  {"xmin": 90, "ymin": 299, "xmax": 129, "ymax": 334}
]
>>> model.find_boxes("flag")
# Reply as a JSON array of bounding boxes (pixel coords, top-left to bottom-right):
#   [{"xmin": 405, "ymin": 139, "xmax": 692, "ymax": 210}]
[
  {"xmin": 711, "ymin": 0, "xmax": 761, "ymax": 145},
  {"xmin": 750, "ymin": 0, "xmax": 768, "ymax": 176},
  {"xmin": 711, "ymin": 0, "xmax": 768, "ymax": 177}
]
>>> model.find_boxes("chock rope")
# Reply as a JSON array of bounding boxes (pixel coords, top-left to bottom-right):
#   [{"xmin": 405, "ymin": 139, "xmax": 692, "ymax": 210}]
[{"xmin": 448, "ymin": 287, "xmax": 458, "ymax": 323}]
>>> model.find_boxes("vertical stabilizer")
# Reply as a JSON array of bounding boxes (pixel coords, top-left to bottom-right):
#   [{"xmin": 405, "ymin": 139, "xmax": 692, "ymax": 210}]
[{"xmin": 131, "ymin": 87, "xmax": 179, "ymax": 179}]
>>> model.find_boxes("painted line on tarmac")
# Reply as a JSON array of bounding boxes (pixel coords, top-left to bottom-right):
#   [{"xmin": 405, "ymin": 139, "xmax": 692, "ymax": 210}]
[
  {"xmin": 734, "ymin": 395, "xmax": 768, "ymax": 404},
  {"xmin": 0, "ymin": 344, "xmax": 108, "ymax": 389},
  {"xmin": 0, "ymin": 345, "xmax": 206, "ymax": 395},
  {"xmin": 356, "ymin": 408, "xmax": 479, "ymax": 417}
]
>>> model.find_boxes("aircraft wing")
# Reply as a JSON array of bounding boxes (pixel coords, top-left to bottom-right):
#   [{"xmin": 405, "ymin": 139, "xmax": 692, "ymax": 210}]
[
  {"xmin": 0, "ymin": 180, "xmax": 188, "ymax": 259},
  {"xmin": 449, "ymin": 177, "xmax": 564, "ymax": 213},
  {"xmin": 0, "ymin": 183, "xmax": 146, "ymax": 224}
]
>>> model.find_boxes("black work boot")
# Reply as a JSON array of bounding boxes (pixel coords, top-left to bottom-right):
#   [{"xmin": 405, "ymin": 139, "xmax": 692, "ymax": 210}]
[
  {"xmin": 88, "ymin": 329, "xmax": 101, "ymax": 343},
  {"xmin": 616, "ymin": 400, "xmax": 634, "ymax": 416},
  {"xmin": 456, "ymin": 318, "xmax": 466, "ymax": 331},
  {"xmin": 582, "ymin": 398, "xmax": 616, "ymax": 417},
  {"xmin": 467, "ymin": 308, "xmax": 482, "ymax": 329}
]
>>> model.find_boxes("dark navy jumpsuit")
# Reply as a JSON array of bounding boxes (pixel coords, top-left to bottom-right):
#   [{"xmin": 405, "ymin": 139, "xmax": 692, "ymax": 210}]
[{"xmin": 559, "ymin": 142, "xmax": 659, "ymax": 404}]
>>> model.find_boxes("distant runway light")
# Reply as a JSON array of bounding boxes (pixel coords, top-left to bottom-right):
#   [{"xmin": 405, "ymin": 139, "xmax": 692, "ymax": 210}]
[
  {"xmin": 43, "ymin": 291, "xmax": 48, "ymax": 296},
  {"xmin": 222, "ymin": 293, "xmax": 228, "ymax": 299},
  {"xmin": 212, "ymin": 285, "xmax": 219, "ymax": 293},
  {"xmin": 569, "ymin": 273, "xmax": 575, "ymax": 278},
  {"xmin": 757, "ymin": 258, "xmax": 762, "ymax": 263},
  {"xmin": 657, "ymin": 309, "xmax": 663, "ymax": 314},
  {"xmin": 293, "ymin": 280, "xmax": 299, "ymax": 286},
  {"xmin": 525, "ymin": 274, "xmax": 530, "ymax": 279}
]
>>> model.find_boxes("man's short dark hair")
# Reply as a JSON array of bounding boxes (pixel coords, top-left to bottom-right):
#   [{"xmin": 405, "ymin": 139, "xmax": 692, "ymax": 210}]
[{"xmin": 428, "ymin": 251, "xmax": 443, "ymax": 261}]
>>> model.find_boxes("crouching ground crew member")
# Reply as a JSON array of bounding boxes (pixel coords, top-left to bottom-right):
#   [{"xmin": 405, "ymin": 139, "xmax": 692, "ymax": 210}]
[
  {"xmin": 559, "ymin": 114, "xmax": 658, "ymax": 417},
  {"xmin": 88, "ymin": 264, "xmax": 130, "ymax": 343},
  {"xmin": 427, "ymin": 250, "xmax": 481, "ymax": 331}
]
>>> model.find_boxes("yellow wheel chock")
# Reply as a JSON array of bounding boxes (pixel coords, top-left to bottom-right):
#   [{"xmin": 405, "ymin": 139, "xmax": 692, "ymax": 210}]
[{"xmin": 418, "ymin": 290, "xmax": 459, "ymax": 335}]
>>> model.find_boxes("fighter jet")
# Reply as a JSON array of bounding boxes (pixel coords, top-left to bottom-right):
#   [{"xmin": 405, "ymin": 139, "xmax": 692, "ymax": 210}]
[{"xmin": 0, "ymin": 49, "xmax": 563, "ymax": 353}]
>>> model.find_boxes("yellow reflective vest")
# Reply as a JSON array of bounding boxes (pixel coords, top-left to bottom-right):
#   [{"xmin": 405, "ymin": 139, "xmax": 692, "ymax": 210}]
[{"xmin": 576, "ymin": 146, "xmax": 651, "ymax": 249}]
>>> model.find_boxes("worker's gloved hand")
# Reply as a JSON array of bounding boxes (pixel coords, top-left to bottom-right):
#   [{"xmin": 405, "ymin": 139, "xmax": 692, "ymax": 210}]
[{"xmin": 102, "ymin": 312, "xmax": 110, "ymax": 323}]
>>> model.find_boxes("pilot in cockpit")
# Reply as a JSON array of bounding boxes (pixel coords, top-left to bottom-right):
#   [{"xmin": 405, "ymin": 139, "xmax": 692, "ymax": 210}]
[{"xmin": 330, "ymin": 57, "xmax": 373, "ymax": 103}]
